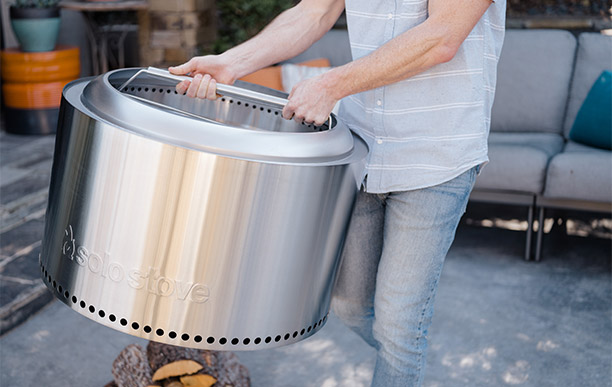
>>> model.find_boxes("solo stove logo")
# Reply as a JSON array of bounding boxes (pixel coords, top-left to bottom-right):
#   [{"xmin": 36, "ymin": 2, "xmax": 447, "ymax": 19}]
[{"xmin": 62, "ymin": 226, "xmax": 209, "ymax": 303}]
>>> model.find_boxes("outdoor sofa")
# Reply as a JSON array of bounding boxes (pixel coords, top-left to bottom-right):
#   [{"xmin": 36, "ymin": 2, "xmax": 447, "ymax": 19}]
[
  {"xmin": 279, "ymin": 28, "xmax": 611, "ymax": 261},
  {"xmin": 472, "ymin": 30, "xmax": 611, "ymax": 261}
]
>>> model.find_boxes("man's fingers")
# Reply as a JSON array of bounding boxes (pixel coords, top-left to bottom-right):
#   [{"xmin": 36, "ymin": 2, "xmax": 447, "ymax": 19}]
[
  {"xmin": 282, "ymin": 104, "xmax": 295, "ymax": 120},
  {"xmin": 196, "ymin": 74, "xmax": 212, "ymax": 99},
  {"xmin": 168, "ymin": 59, "xmax": 195, "ymax": 75},
  {"xmin": 186, "ymin": 74, "xmax": 203, "ymax": 98},
  {"xmin": 314, "ymin": 116, "xmax": 327, "ymax": 126},
  {"xmin": 206, "ymin": 79, "xmax": 217, "ymax": 100},
  {"xmin": 175, "ymin": 80, "xmax": 190, "ymax": 94}
]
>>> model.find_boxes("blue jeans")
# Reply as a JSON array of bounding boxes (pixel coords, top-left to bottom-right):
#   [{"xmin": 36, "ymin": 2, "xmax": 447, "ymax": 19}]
[{"xmin": 332, "ymin": 166, "xmax": 478, "ymax": 387}]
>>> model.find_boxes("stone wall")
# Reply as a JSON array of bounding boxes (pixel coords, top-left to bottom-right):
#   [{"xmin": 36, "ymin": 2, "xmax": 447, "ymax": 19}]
[{"xmin": 138, "ymin": 0, "xmax": 216, "ymax": 68}]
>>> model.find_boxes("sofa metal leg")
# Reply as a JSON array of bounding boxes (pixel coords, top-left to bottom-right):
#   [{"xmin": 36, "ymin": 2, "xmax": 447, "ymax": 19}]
[
  {"xmin": 525, "ymin": 202, "xmax": 534, "ymax": 261},
  {"xmin": 535, "ymin": 207, "xmax": 545, "ymax": 262}
]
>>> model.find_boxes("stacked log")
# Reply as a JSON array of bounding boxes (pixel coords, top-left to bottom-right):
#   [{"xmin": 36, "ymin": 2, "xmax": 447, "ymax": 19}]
[{"xmin": 108, "ymin": 342, "xmax": 249, "ymax": 387}]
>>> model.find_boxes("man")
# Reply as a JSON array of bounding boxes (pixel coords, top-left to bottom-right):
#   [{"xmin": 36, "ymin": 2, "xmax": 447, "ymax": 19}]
[{"xmin": 170, "ymin": 0, "xmax": 506, "ymax": 385}]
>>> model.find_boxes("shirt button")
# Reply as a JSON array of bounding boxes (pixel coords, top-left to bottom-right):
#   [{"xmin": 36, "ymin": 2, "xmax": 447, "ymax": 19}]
[
  {"xmin": 376, "ymin": 139, "xmax": 383, "ymax": 145},
  {"xmin": 387, "ymin": 13, "xmax": 393, "ymax": 19},
  {"xmin": 376, "ymin": 100, "xmax": 382, "ymax": 106}
]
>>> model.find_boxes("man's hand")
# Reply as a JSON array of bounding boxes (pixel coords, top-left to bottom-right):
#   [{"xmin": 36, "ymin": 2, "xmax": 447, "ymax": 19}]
[
  {"xmin": 168, "ymin": 55, "xmax": 237, "ymax": 100},
  {"xmin": 282, "ymin": 72, "xmax": 339, "ymax": 126}
]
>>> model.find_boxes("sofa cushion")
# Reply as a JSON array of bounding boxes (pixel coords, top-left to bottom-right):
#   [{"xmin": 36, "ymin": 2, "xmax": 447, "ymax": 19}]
[
  {"xmin": 543, "ymin": 141, "xmax": 612, "ymax": 203},
  {"xmin": 475, "ymin": 132, "xmax": 564, "ymax": 193},
  {"xmin": 564, "ymin": 33, "xmax": 612, "ymax": 137},
  {"xmin": 564, "ymin": 140, "xmax": 604, "ymax": 153},
  {"xmin": 490, "ymin": 30, "xmax": 576, "ymax": 134}
]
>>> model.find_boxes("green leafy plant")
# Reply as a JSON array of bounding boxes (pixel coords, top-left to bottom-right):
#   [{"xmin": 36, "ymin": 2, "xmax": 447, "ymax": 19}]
[
  {"xmin": 13, "ymin": 0, "xmax": 58, "ymax": 8},
  {"xmin": 213, "ymin": 0, "xmax": 296, "ymax": 54}
]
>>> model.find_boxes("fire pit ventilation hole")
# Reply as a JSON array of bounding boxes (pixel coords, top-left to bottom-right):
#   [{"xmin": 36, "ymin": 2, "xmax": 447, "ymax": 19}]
[{"xmin": 40, "ymin": 262, "xmax": 328, "ymax": 347}]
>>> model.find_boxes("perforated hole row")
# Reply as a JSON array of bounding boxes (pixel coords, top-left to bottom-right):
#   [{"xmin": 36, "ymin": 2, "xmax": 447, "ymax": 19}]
[
  {"xmin": 40, "ymin": 262, "xmax": 328, "ymax": 346},
  {"xmin": 126, "ymin": 86, "xmax": 178, "ymax": 95},
  {"xmin": 120, "ymin": 87, "xmax": 330, "ymax": 131}
]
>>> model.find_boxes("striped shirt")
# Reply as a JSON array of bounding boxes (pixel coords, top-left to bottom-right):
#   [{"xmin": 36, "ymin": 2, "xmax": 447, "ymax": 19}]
[{"xmin": 338, "ymin": 0, "xmax": 506, "ymax": 193}]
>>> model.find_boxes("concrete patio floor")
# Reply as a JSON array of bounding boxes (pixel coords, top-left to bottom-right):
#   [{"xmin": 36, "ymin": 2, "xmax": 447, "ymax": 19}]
[
  {"xmin": 1, "ymin": 220, "xmax": 610, "ymax": 386},
  {"xmin": 0, "ymin": 131, "xmax": 610, "ymax": 386}
]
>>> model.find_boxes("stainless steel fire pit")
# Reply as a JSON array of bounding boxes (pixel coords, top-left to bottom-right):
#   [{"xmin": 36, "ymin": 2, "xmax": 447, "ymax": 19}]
[{"xmin": 39, "ymin": 67, "xmax": 367, "ymax": 350}]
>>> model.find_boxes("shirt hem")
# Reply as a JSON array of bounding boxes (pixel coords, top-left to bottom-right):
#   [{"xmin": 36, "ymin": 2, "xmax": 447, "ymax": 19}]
[{"xmin": 363, "ymin": 157, "xmax": 489, "ymax": 194}]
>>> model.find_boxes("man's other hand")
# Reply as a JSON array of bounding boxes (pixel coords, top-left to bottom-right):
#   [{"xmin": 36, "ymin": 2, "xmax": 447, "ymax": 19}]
[{"xmin": 283, "ymin": 72, "xmax": 339, "ymax": 126}]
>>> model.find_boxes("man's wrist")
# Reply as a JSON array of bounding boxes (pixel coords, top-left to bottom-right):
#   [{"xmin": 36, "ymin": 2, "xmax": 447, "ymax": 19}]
[{"xmin": 321, "ymin": 66, "xmax": 350, "ymax": 101}]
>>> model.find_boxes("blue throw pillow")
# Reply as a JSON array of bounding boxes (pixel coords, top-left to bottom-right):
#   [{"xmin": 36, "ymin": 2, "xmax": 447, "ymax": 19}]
[{"xmin": 569, "ymin": 70, "xmax": 612, "ymax": 150}]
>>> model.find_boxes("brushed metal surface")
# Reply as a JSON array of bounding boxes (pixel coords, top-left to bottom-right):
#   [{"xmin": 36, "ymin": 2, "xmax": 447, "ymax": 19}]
[
  {"xmin": 82, "ymin": 68, "xmax": 352, "ymax": 162},
  {"xmin": 40, "ymin": 72, "xmax": 368, "ymax": 350}
]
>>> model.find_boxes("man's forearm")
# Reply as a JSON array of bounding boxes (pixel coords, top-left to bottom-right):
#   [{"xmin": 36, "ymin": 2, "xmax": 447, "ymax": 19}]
[
  {"xmin": 222, "ymin": 0, "xmax": 344, "ymax": 80},
  {"xmin": 321, "ymin": 0, "xmax": 492, "ymax": 101},
  {"xmin": 322, "ymin": 25, "xmax": 447, "ymax": 100}
]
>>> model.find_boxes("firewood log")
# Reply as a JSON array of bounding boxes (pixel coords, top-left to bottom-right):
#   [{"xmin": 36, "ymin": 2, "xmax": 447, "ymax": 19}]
[
  {"xmin": 112, "ymin": 344, "xmax": 154, "ymax": 387},
  {"xmin": 152, "ymin": 360, "xmax": 203, "ymax": 382},
  {"xmin": 180, "ymin": 374, "xmax": 217, "ymax": 387},
  {"xmin": 146, "ymin": 342, "xmax": 250, "ymax": 386}
]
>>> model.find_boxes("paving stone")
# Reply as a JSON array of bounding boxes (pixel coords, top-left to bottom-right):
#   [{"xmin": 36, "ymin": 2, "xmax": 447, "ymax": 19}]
[
  {"xmin": 0, "ymin": 199, "xmax": 48, "ymax": 236},
  {"xmin": 0, "ymin": 284, "xmax": 53, "ymax": 335},
  {"xmin": 0, "ymin": 173, "xmax": 51, "ymax": 206},
  {"xmin": 0, "ymin": 218, "xmax": 45, "ymax": 259},
  {"xmin": 0, "ymin": 167, "xmax": 32, "ymax": 188},
  {"xmin": 0, "ymin": 244, "xmax": 42, "ymax": 283},
  {"xmin": 0, "ymin": 135, "xmax": 55, "ymax": 167},
  {"xmin": 0, "ymin": 132, "xmax": 28, "ymax": 154},
  {"xmin": 0, "ymin": 131, "xmax": 55, "ymax": 334},
  {"xmin": 0, "ymin": 278, "xmax": 34, "ymax": 310},
  {"xmin": 11, "ymin": 151, "xmax": 54, "ymax": 170}
]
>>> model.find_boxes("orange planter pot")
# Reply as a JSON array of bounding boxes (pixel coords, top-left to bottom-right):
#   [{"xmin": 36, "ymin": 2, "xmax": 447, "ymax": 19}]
[
  {"xmin": 1, "ymin": 45, "xmax": 79, "ymax": 83},
  {"xmin": 3, "ymin": 79, "xmax": 72, "ymax": 109}
]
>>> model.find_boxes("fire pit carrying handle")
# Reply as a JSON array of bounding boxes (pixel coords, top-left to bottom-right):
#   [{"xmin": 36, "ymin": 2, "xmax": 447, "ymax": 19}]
[
  {"xmin": 118, "ymin": 67, "xmax": 333, "ymax": 128},
  {"xmin": 143, "ymin": 67, "xmax": 289, "ymax": 109}
]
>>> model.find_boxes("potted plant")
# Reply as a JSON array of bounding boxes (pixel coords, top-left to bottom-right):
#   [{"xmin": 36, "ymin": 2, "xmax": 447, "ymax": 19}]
[{"xmin": 10, "ymin": 0, "xmax": 61, "ymax": 52}]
